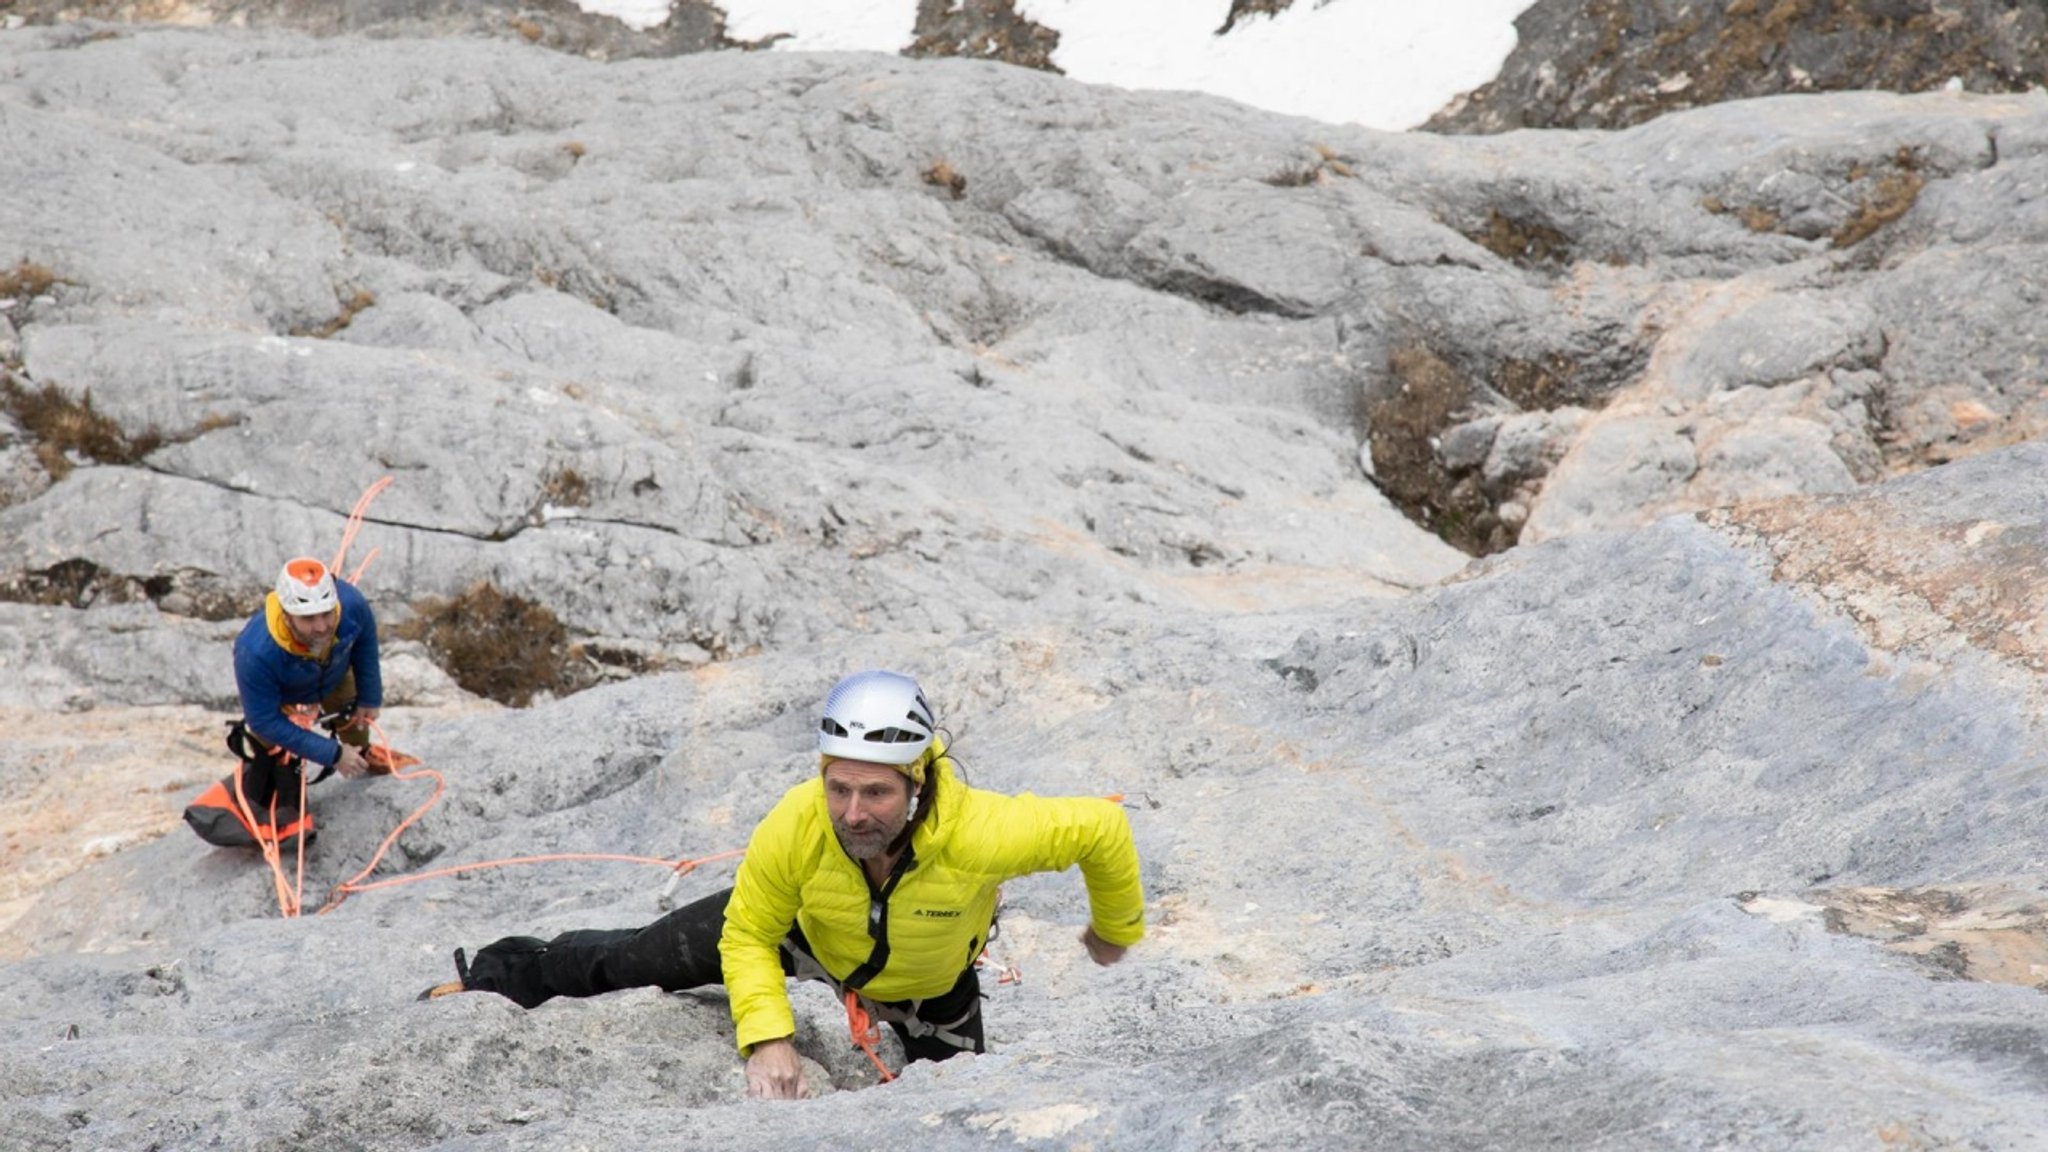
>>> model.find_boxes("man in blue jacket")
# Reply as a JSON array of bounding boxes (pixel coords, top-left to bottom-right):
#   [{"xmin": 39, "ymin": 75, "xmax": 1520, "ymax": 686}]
[
  {"xmin": 187, "ymin": 556, "xmax": 394, "ymax": 849},
  {"xmin": 235, "ymin": 555, "xmax": 384, "ymax": 780}
]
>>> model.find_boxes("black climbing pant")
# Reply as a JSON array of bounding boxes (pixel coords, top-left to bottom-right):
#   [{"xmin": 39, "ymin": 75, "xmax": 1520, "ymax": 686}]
[{"xmin": 459, "ymin": 886, "xmax": 985, "ymax": 1062}]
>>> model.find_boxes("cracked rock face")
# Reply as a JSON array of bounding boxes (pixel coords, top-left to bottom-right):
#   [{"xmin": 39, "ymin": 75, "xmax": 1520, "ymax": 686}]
[
  {"xmin": 2, "ymin": 32, "xmax": 2042, "ymax": 652},
  {"xmin": 2, "ymin": 22, "xmax": 2048, "ymax": 1152}
]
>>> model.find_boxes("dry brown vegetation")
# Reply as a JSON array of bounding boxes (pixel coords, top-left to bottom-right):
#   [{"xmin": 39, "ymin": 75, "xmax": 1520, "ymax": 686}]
[
  {"xmin": 294, "ymin": 288, "xmax": 377, "ymax": 339},
  {"xmin": 1702, "ymin": 195, "xmax": 1784, "ymax": 234},
  {"xmin": 0, "ymin": 558, "xmax": 253, "ymax": 620},
  {"xmin": 0, "ymin": 379, "xmax": 163, "ymax": 480},
  {"xmin": 1832, "ymin": 151, "xmax": 1926, "ymax": 248},
  {"xmin": 1261, "ymin": 165, "xmax": 1321, "ymax": 188},
  {"xmin": 0, "ymin": 558, "xmax": 150, "ymax": 611},
  {"xmin": 397, "ymin": 582, "xmax": 599, "ymax": 707},
  {"xmin": 1368, "ymin": 345, "xmax": 1516, "ymax": 556},
  {"xmin": 1698, "ymin": 146, "xmax": 1925, "ymax": 248},
  {"xmin": 540, "ymin": 465, "xmax": 593, "ymax": 508},
  {"xmin": 1622, "ymin": 0, "xmax": 2036, "ymax": 125},
  {"xmin": 1472, "ymin": 208, "xmax": 1574, "ymax": 267},
  {"xmin": 531, "ymin": 266, "xmax": 616, "ymax": 314},
  {"xmin": 1739, "ymin": 203, "xmax": 1781, "ymax": 233},
  {"xmin": 0, "ymin": 262, "xmax": 59, "ymax": 303},
  {"xmin": 1497, "ymin": 352, "xmax": 1597, "ymax": 411},
  {"xmin": 922, "ymin": 159, "xmax": 968, "ymax": 200},
  {"xmin": 1262, "ymin": 143, "xmax": 1355, "ymax": 188}
]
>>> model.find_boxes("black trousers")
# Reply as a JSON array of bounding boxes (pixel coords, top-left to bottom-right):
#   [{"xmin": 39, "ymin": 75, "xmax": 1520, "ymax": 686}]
[
  {"xmin": 232, "ymin": 755, "xmax": 314, "ymax": 814},
  {"xmin": 461, "ymin": 887, "xmax": 985, "ymax": 1062}
]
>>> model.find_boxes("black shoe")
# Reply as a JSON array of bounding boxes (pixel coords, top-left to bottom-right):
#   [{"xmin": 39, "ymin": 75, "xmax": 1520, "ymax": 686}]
[{"xmin": 416, "ymin": 948, "xmax": 471, "ymax": 1001}]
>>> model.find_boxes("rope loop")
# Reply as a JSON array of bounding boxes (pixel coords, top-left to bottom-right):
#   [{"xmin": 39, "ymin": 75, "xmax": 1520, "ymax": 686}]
[{"xmin": 843, "ymin": 990, "xmax": 897, "ymax": 1084}]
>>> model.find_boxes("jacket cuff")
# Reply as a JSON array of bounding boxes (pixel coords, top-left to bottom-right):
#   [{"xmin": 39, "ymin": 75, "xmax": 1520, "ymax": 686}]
[{"xmin": 735, "ymin": 1014, "xmax": 797, "ymax": 1057}]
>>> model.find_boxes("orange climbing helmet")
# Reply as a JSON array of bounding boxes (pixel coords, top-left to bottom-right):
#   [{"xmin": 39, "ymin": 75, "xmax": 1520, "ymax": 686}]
[{"xmin": 275, "ymin": 556, "xmax": 338, "ymax": 616}]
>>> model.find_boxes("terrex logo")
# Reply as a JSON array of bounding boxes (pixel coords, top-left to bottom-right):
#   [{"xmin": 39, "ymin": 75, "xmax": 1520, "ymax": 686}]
[{"xmin": 914, "ymin": 908, "xmax": 962, "ymax": 919}]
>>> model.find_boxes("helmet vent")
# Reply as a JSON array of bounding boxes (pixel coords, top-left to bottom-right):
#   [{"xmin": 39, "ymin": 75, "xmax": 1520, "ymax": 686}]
[{"xmin": 864, "ymin": 726, "xmax": 925, "ymax": 745}]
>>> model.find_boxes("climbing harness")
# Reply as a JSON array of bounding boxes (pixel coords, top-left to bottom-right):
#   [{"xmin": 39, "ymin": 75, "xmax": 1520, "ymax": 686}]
[
  {"xmin": 183, "ymin": 704, "xmax": 330, "ymax": 851},
  {"xmin": 776, "ymin": 926, "xmax": 980, "ymax": 1083}
]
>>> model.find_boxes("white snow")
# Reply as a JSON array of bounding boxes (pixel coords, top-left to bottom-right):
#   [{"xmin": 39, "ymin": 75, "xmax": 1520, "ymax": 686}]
[
  {"xmin": 1017, "ymin": 0, "xmax": 1529, "ymax": 131},
  {"xmin": 719, "ymin": 0, "xmax": 922, "ymax": 51},
  {"xmin": 571, "ymin": 0, "xmax": 677, "ymax": 33},
  {"xmin": 567, "ymin": 0, "xmax": 1534, "ymax": 131}
]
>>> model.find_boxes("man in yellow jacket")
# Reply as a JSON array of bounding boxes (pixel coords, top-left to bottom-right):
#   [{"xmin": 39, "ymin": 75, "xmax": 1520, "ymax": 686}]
[{"xmin": 435, "ymin": 669, "xmax": 1145, "ymax": 1099}]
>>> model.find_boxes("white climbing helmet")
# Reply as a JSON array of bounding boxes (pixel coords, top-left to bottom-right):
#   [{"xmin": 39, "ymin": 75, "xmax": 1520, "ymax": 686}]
[
  {"xmin": 817, "ymin": 670, "xmax": 935, "ymax": 767},
  {"xmin": 275, "ymin": 556, "xmax": 339, "ymax": 616}
]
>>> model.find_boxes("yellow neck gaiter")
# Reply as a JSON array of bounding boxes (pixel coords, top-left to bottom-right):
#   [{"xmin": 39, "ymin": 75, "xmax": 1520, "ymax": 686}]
[{"xmin": 265, "ymin": 592, "xmax": 337, "ymax": 661}]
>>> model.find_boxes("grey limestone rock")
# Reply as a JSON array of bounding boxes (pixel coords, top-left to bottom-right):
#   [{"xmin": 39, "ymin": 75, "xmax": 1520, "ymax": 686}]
[
  {"xmin": 1518, "ymin": 413, "xmax": 1695, "ymax": 543},
  {"xmin": 6, "ymin": 443, "xmax": 2047, "ymax": 1151},
  {"xmin": 3, "ymin": 23, "xmax": 2048, "ymax": 1151}
]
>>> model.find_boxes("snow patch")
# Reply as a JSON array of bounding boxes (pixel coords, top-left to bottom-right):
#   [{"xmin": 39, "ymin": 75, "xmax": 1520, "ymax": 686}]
[
  {"xmin": 574, "ymin": 0, "xmax": 676, "ymax": 32},
  {"xmin": 718, "ymin": 0, "xmax": 921, "ymax": 51},
  {"xmin": 1018, "ymin": 0, "xmax": 1529, "ymax": 131},
  {"xmin": 567, "ymin": 0, "xmax": 1534, "ymax": 130}
]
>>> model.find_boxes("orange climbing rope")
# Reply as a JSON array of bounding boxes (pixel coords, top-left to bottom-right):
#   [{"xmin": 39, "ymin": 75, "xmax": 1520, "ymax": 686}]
[
  {"xmin": 311, "ymin": 722, "xmax": 748, "ymax": 914},
  {"xmin": 238, "ymin": 703, "xmax": 337, "ymax": 918},
  {"xmin": 317, "ymin": 717, "xmax": 442, "ymax": 913},
  {"xmin": 316, "ymin": 847, "xmax": 743, "ymax": 913},
  {"xmin": 241, "ymin": 687, "xmax": 748, "ymax": 918},
  {"xmin": 318, "ymin": 738, "xmax": 743, "ymax": 914},
  {"xmin": 843, "ymin": 989, "xmax": 897, "ymax": 1084},
  {"xmin": 330, "ymin": 475, "xmax": 391, "ymax": 584},
  {"xmin": 233, "ymin": 758, "xmax": 310, "ymax": 917}
]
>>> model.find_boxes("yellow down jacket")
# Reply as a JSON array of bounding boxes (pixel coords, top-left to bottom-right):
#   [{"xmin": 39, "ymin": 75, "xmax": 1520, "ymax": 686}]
[{"xmin": 718, "ymin": 752, "xmax": 1145, "ymax": 1054}]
